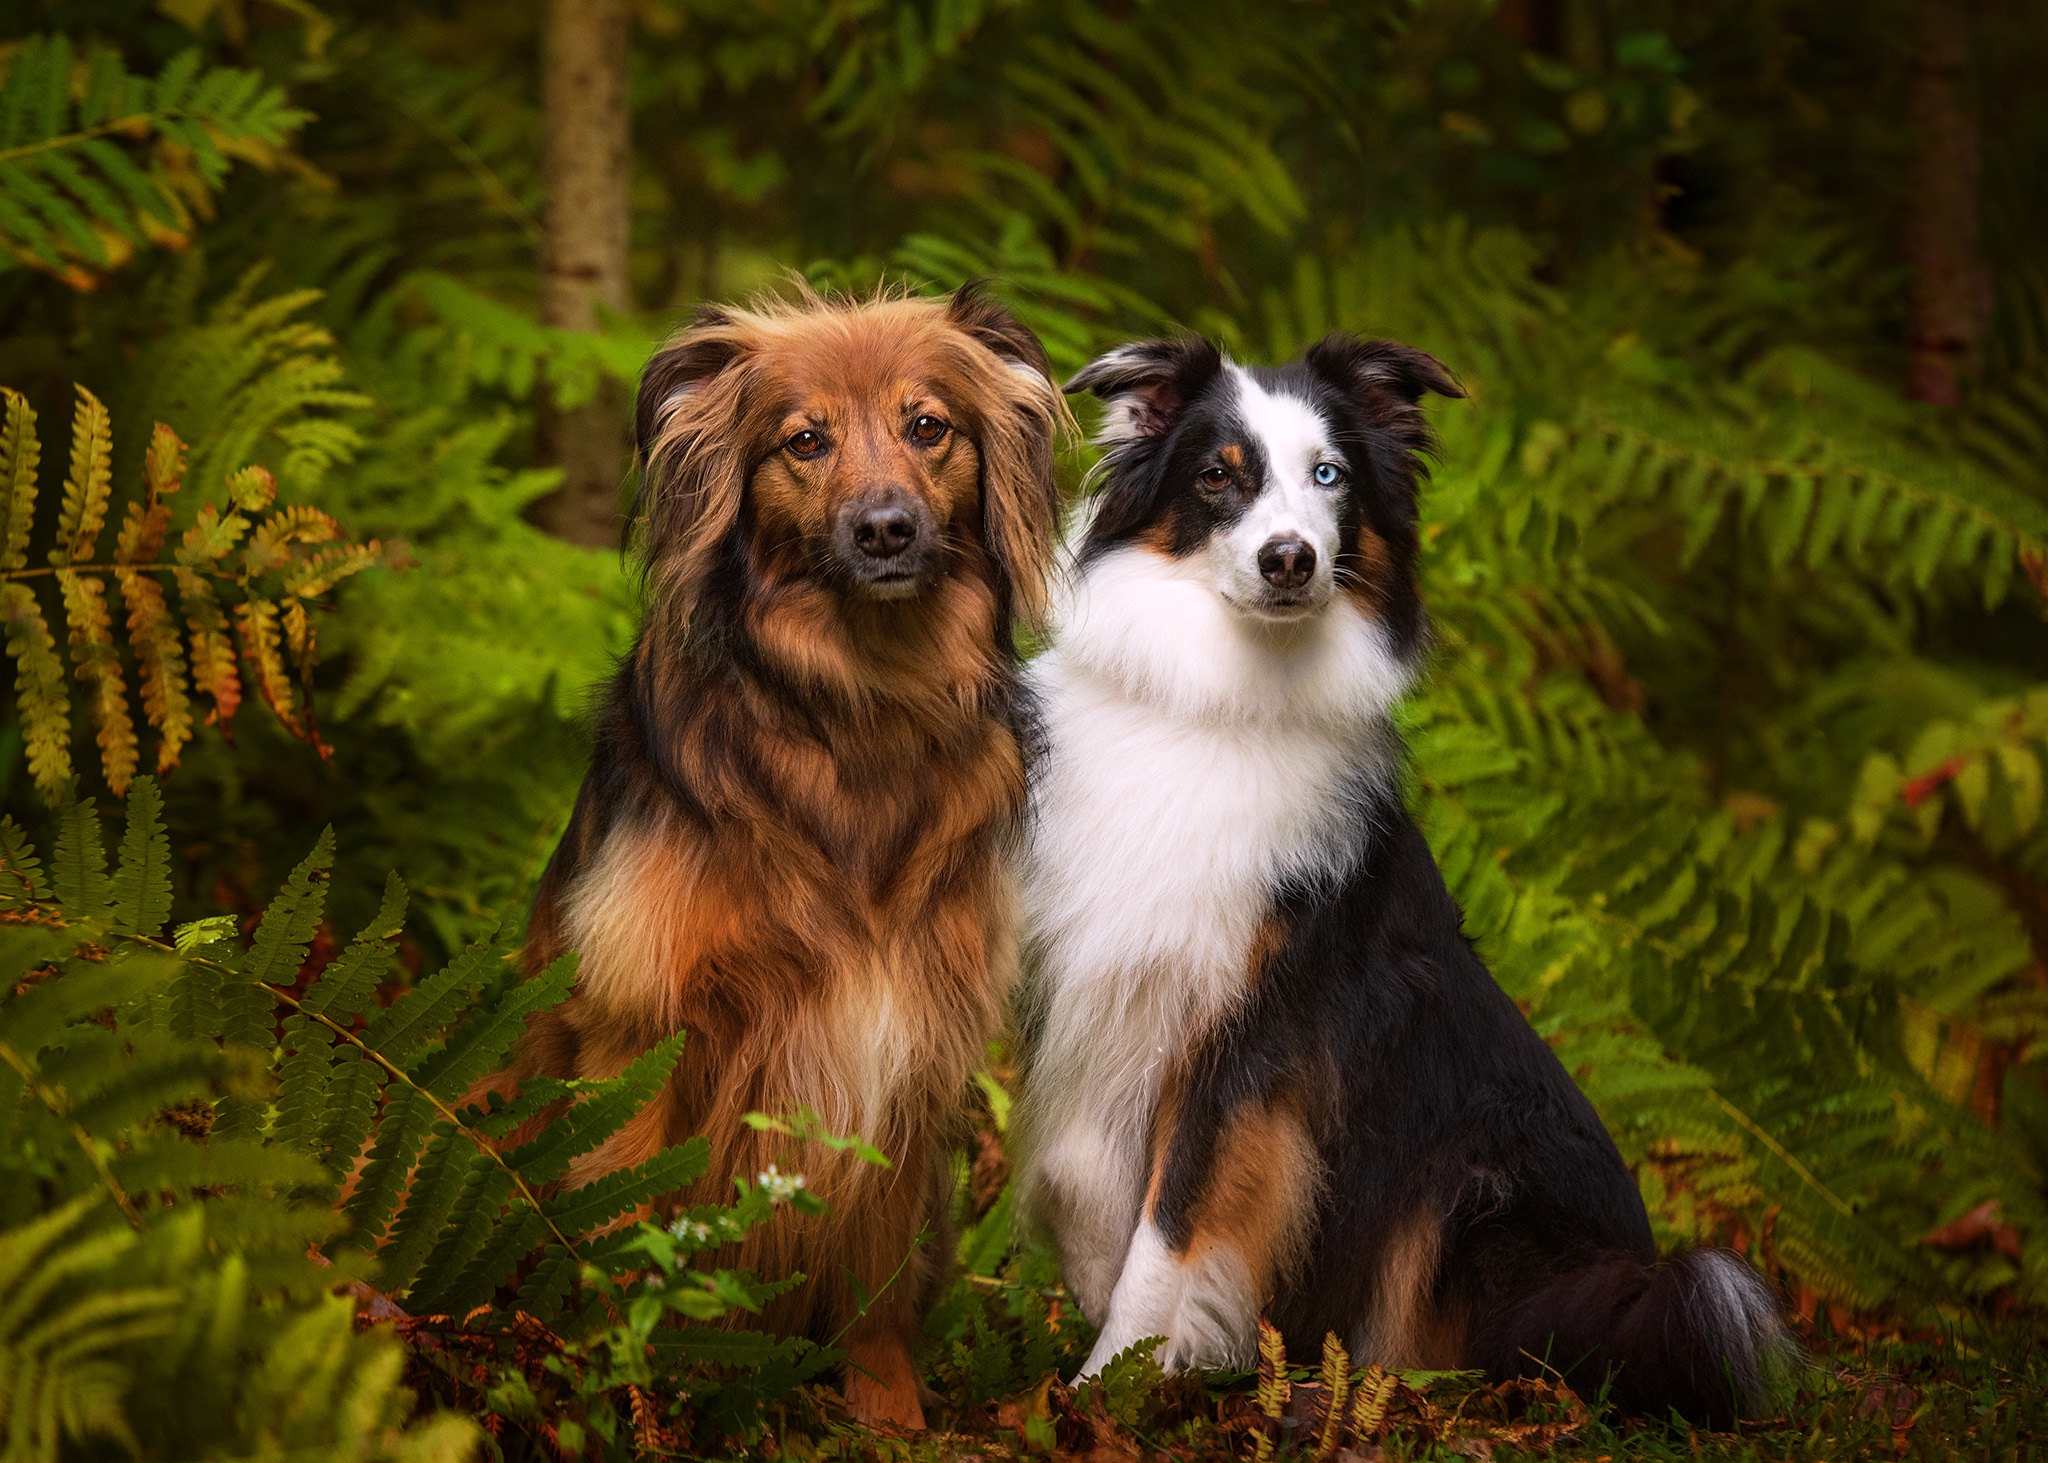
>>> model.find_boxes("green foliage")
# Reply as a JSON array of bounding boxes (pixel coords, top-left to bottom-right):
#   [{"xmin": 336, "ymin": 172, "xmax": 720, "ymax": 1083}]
[
  {"xmin": 4, "ymin": 0, "xmax": 2048, "ymax": 1455},
  {"xmin": 0, "ymin": 35, "xmax": 307, "ymax": 286},
  {"xmin": 0, "ymin": 790, "xmax": 864, "ymax": 1458}
]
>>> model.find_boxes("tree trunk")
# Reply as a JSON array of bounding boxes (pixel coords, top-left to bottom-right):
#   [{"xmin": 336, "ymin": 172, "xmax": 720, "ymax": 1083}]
[
  {"xmin": 530, "ymin": 0, "xmax": 633, "ymax": 546},
  {"xmin": 1904, "ymin": 0, "xmax": 1985, "ymax": 405}
]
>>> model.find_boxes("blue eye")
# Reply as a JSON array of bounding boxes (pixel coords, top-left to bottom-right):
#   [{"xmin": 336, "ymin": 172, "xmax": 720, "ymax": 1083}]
[{"xmin": 1313, "ymin": 461, "xmax": 1343, "ymax": 486}]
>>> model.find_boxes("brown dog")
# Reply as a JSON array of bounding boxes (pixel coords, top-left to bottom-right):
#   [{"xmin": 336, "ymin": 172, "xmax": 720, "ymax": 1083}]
[{"xmin": 494, "ymin": 287, "xmax": 1064, "ymax": 1428}]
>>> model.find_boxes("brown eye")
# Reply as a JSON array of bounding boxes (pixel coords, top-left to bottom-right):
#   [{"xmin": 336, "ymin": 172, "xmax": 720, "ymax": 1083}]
[
  {"xmin": 786, "ymin": 429, "xmax": 826, "ymax": 459},
  {"xmin": 1199, "ymin": 465, "xmax": 1232, "ymax": 490},
  {"xmin": 909, "ymin": 414, "xmax": 949, "ymax": 445}
]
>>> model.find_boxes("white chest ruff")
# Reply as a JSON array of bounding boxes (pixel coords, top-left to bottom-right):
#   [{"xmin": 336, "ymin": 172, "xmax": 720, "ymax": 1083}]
[{"xmin": 1013, "ymin": 545, "xmax": 1407, "ymax": 1317}]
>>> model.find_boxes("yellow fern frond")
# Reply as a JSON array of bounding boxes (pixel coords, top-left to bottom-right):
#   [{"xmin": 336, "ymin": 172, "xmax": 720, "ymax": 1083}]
[
  {"xmin": 281, "ymin": 541, "xmax": 381, "ymax": 599},
  {"xmin": 280, "ymin": 596, "xmax": 315, "ymax": 672},
  {"xmin": 0, "ymin": 387, "xmax": 39, "ymax": 574},
  {"xmin": 1349, "ymin": 1366, "xmax": 1397, "ymax": 1443},
  {"xmin": 225, "ymin": 464, "xmax": 277, "ymax": 513},
  {"xmin": 2, "ymin": 582, "xmax": 72, "ymax": 801},
  {"xmin": 178, "ymin": 569, "xmax": 242, "ymax": 732},
  {"xmin": 236, "ymin": 594, "xmax": 299, "ymax": 736},
  {"xmin": 122, "ymin": 570, "xmax": 193, "ymax": 772},
  {"xmin": 145, "ymin": 422, "xmax": 186, "ymax": 505},
  {"xmin": 1253, "ymin": 1318, "xmax": 1289, "ymax": 1463},
  {"xmin": 178, "ymin": 504, "xmax": 251, "ymax": 567},
  {"xmin": 60, "ymin": 569, "xmax": 138, "ymax": 795},
  {"xmin": 52, "ymin": 385, "xmax": 113, "ymax": 567},
  {"xmin": 1314, "ymin": 1332, "xmax": 1351, "ymax": 1462}
]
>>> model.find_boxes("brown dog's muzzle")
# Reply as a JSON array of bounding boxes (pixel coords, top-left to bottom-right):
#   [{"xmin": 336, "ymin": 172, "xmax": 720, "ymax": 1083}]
[{"xmin": 832, "ymin": 486, "xmax": 940, "ymax": 599}]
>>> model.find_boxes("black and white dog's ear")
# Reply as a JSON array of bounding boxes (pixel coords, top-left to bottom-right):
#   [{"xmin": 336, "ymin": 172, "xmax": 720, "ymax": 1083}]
[
  {"xmin": 1065, "ymin": 336, "xmax": 1224, "ymax": 447},
  {"xmin": 1303, "ymin": 334, "xmax": 1463, "ymax": 454}
]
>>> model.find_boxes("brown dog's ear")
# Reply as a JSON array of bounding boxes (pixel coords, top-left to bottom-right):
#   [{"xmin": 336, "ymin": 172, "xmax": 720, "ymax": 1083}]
[
  {"xmin": 634, "ymin": 304, "xmax": 766, "ymax": 624},
  {"xmin": 946, "ymin": 284, "xmax": 1070, "ymax": 631},
  {"xmin": 1303, "ymin": 334, "xmax": 1463, "ymax": 457},
  {"xmin": 1065, "ymin": 336, "xmax": 1224, "ymax": 448}
]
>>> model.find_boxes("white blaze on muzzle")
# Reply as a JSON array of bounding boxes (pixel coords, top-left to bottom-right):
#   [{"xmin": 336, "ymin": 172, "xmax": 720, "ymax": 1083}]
[{"xmin": 1210, "ymin": 366, "xmax": 1345, "ymax": 617}]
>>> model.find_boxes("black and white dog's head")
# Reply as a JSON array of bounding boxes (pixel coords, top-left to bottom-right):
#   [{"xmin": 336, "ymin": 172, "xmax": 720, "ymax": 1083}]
[{"xmin": 1066, "ymin": 334, "xmax": 1461, "ymax": 659}]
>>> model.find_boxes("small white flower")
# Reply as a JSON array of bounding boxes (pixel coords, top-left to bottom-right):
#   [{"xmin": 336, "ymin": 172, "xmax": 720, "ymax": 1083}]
[{"xmin": 757, "ymin": 1164, "xmax": 808, "ymax": 1203}]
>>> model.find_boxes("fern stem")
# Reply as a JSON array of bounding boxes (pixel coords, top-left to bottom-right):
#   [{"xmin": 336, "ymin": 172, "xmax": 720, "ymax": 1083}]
[
  {"xmin": 0, "ymin": 1036, "xmax": 145, "ymax": 1229},
  {"xmin": 0, "ymin": 115, "xmax": 163, "ymax": 165},
  {"xmin": 1705, "ymin": 1087, "xmax": 1862, "ymax": 1224},
  {"xmin": 111, "ymin": 929, "xmax": 594, "ymax": 1269},
  {"xmin": 0, "ymin": 564, "xmax": 228, "ymax": 582}
]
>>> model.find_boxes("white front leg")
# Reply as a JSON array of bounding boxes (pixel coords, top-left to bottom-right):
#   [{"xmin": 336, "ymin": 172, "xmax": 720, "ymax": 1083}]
[{"xmin": 1074, "ymin": 1220, "xmax": 1260, "ymax": 1379}]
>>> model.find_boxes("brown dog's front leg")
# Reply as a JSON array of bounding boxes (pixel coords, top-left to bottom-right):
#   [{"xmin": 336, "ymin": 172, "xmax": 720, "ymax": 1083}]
[{"xmin": 840, "ymin": 1322, "xmax": 927, "ymax": 1430}]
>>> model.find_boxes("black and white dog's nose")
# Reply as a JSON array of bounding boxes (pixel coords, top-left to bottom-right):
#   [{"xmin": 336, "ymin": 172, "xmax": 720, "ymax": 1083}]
[{"xmin": 1257, "ymin": 535, "xmax": 1316, "ymax": 590}]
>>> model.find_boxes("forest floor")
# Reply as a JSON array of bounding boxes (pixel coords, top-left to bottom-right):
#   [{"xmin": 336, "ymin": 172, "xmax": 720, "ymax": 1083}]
[{"xmin": 754, "ymin": 1325, "xmax": 2047, "ymax": 1463}]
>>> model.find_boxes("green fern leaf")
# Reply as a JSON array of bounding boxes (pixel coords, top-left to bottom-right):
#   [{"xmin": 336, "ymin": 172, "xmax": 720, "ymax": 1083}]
[
  {"xmin": 110, "ymin": 776, "xmax": 171, "ymax": 938},
  {"xmin": 504, "ymin": 1030, "xmax": 688, "ymax": 1185},
  {"xmin": 0, "ymin": 815, "xmax": 47, "ymax": 905},
  {"xmin": 51, "ymin": 797, "xmax": 109, "ymax": 919},
  {"xmin": 240, "ymin": 828, "xmax": 334, "ymax": 992},
  {"xmin": 399, "ymin": 1157, "xmax": 514, "ymax": 1315},
  {"xmin": 360, "ymin": 925, "xmax": 504, "ymax": 1071},
  {"xmin": 412, "ymin": 952, "xmax": 577, "ymax": 1101},
  {"xmin": 298, "ymin": 873, "xmax": 407, "ymax": 1022},
  {"xmin": 339, "ymin": 1086, "xmax": 435, "ymax": 1250},
  {"xmin": 540, "ymin": 1139, "xmax": 711, "ymax": 1238}
]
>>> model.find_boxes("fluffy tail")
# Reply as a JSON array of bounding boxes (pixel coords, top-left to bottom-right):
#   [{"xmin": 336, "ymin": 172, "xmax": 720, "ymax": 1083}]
[{"xmin": 1471, "ymin": 1248, "xmax": 1795, "ymax": 1425}]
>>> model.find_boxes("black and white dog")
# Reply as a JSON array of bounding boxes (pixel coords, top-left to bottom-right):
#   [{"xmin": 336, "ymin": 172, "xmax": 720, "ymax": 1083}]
[{"xmin": 1012, "ymin": 334, "xmax": 1790, "ymax": 1422}]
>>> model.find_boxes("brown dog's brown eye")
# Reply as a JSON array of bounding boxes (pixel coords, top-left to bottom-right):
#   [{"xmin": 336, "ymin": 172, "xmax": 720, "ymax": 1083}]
[
  {"xmin": 786, "ymin": 429, "xmax": 826, "ymax": 459},
  {"xmin": 1199, "ymin": 465, "xmax": 1232, "ymax": 489},
  {"xmin": 909, "ymin": 414, "xmax": 949, "ymax": 445}
]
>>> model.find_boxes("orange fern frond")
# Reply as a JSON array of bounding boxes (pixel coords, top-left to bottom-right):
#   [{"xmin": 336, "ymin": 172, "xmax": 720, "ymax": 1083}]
[
  {"xmin": 178, "ymin": 569, "xmax": 242, "ymax": 733},
  {"xmin": 116, "ymin": 500, "xmax": 173, "ymax": 566},
  {"xmin": 122, "ymin": 569, "xmax": 193, "ymax": 772},
  {"xmin": 236, "ymin": 594, "xmax": 300, "ymax": 736},
  {"xmin": 60, "ymin": 569, "xmax": 138, "ymax": 795}
]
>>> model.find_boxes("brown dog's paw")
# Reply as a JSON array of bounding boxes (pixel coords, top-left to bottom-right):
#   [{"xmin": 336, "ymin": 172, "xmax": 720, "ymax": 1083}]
[{"xmin": 842, "ymin": 1334, "xmax": 928, "ymax": 1431}]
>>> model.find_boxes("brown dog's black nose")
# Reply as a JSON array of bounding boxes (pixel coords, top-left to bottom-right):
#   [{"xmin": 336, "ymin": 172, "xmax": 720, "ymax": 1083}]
[
  {"xmin": 1258, "ymin": 536, "xmax": 1316, "ymax": 590},
  {"xmin": 853, "ymin": 501, "xmax": 919, "ymax": 558}
]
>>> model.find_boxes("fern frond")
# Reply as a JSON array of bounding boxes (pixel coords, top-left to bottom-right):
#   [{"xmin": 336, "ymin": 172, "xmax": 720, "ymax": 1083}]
[
  {"xmin": 0, "ymin": 816, "xmax": 49, "ymax": 905},
  {"xmin": 0, "ymin": 37, "xmax": 309, "ymax": 287},
  {"xmin": 58, "ymin": 569, "xmax": 137, "ymax": 796},
  {"xmin": 51, "ymin": 386, "xmax": 112, "ymax": 566},
  {"xmin": 413, "ymin": 952, "xmax": 577, "ymax": 1102},
  {"xmin": 503, "ymin": 1031, "xmax": 689, "ymax": 1185},
  {"xmin": 235, "ymin": 594, "xmax": 299, "ymax": 735},
  {"xmin": 175, "ymin": 569, "xmax": 241, "ymax": 731},
  {"xmin": 0, "ymin": 386, "xmax": 38, "ymax": 572},
  {"xmin": 111, "ymin": 777, "xmax": 172, "ymax": 939},
  {"xmin": 2, "ymin": 581, "xmax": 72, "ymax": 800},
  {"xmin": 51, "ymin": 798, "xmax": 109, "ymax": 919},
  {"xmin": 540, "ymin": 1139, "xmax": 712, "ymax": 1238}
]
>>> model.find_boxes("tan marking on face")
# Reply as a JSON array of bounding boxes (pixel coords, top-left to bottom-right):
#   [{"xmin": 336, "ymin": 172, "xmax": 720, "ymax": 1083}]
[
  {"xmin": 1219, "ymin": 443, "xmax": 1245, "ymax": 470},
  {"xmin": 1342, "ymin": 520, "xmax": 1393, "ymax": 617}
]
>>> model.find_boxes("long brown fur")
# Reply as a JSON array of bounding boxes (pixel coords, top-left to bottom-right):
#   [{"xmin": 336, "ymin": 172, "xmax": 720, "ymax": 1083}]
[{"xmin": 483, "ymin": 285, "xmax": 1068, "ymax": 1429}]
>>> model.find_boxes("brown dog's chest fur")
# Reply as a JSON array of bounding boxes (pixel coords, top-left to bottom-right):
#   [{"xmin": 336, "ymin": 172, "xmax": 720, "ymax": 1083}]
[{"xmin": 506, "ymin": 631, "xmax": 1021, "ymax": 1342}]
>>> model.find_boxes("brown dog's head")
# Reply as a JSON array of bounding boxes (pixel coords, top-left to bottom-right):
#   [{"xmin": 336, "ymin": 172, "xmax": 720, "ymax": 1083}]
[{"xmin": 634, "ymin": 285, "xmax": 1068, "ymax": 643}]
